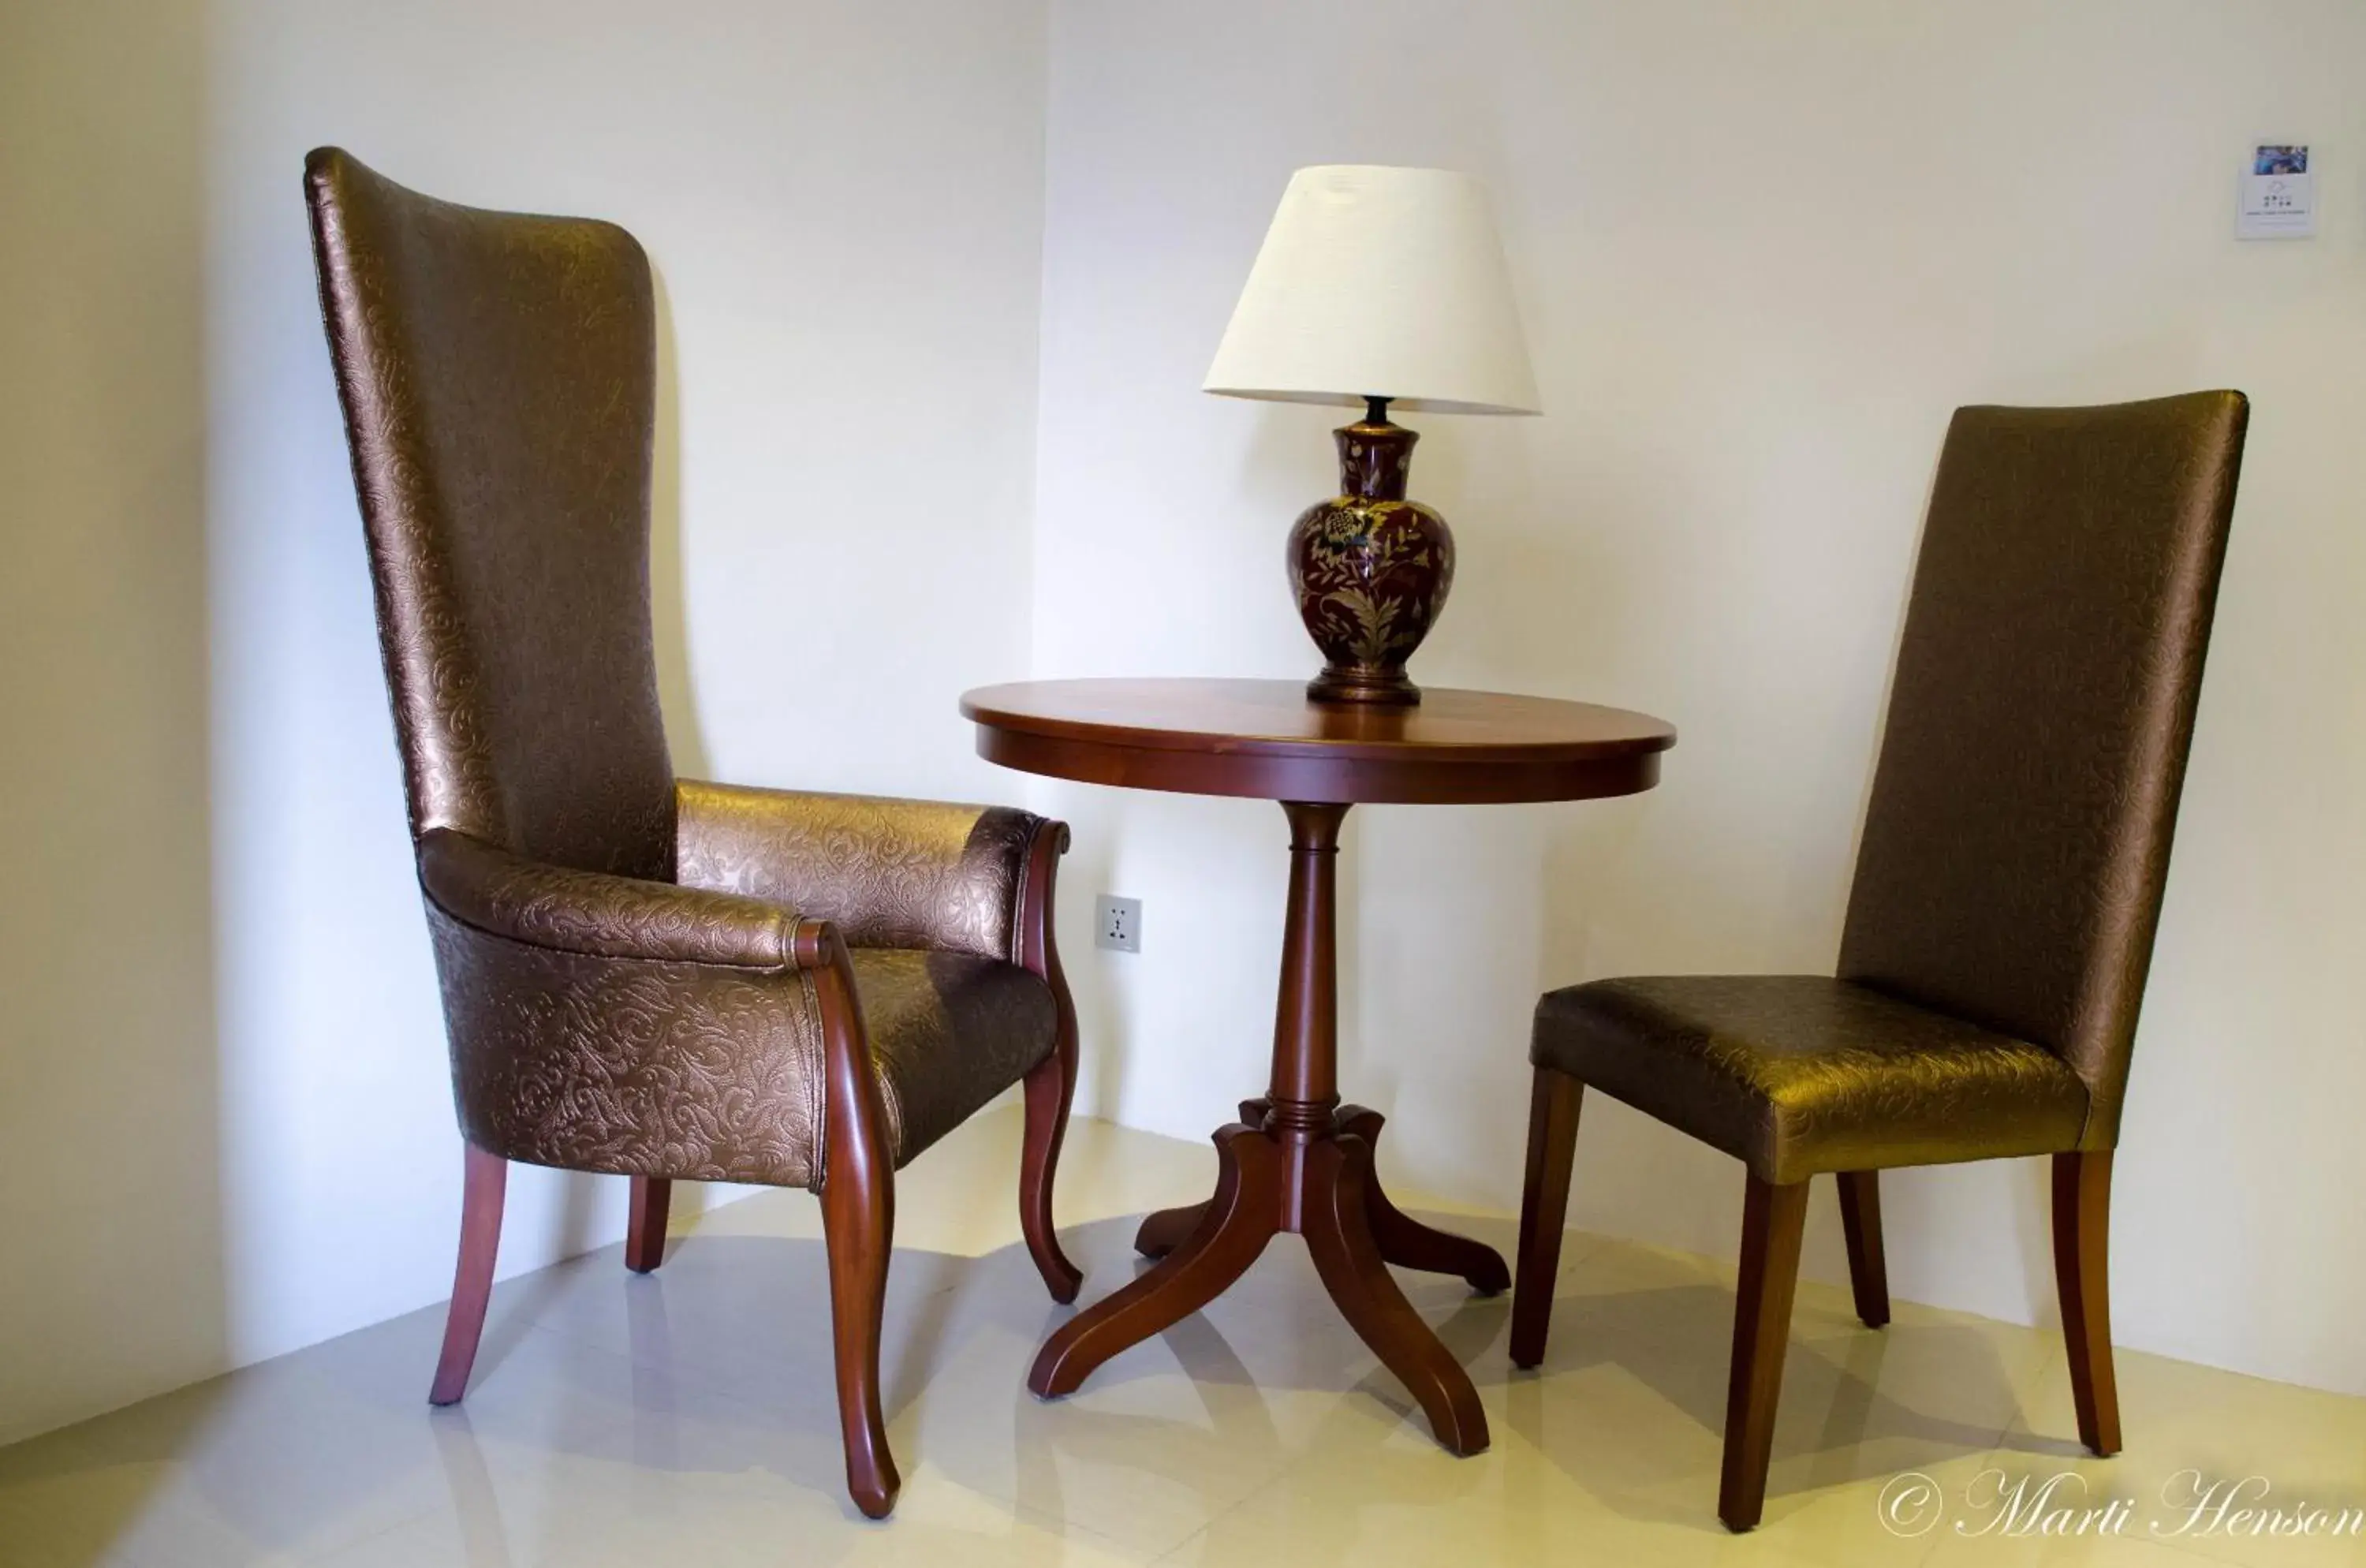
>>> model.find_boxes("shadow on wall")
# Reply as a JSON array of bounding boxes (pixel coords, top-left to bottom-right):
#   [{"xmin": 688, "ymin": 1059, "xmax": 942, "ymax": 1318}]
[
  {"xmin": 645, "ymin": 259, "xmax": 738, "ymax": 1233},
  {"xmin": 648, "ymin": 263, "xmax": 711, "ymax": 786},
  {"xmin": 0, "ymin": 0, "xmax": 225, "ymax": 1497},
  {"xmin": 0, "ymin": 110, "xmax": 725, "ymax": 1568},
  {"xmin": 1054, "ymin": 398, "xmax": 1382, "ymax": 1141}
]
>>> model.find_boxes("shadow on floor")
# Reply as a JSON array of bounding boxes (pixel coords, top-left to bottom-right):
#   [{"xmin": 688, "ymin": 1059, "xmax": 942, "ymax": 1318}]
[{"xmin": 0, "ymin": 1204, "xmax": 2071, "ymax": 1563}]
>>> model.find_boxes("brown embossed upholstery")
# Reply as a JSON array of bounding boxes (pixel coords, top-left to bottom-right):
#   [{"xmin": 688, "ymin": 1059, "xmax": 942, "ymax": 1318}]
[
  {"xmin": 307, "ymin": 152, "xmax": 674, "ymax": 879},
  {"xmin": 1518, "ymin": 393, "xmax": 2248, "ymax": 1529},
  {"xmin": 1531, "ymin": 392, "xmax": 2247, "ymax": 1182},
  {"xmin": 1535, "ymin": 977, "xmax": 2090, "ymax": 1185},
  {"xmin": 849, "ymin": 950, "xmax": 1058, "ymax": 1173},
  {"xmin": 677, "ymin": 781, "xmax": 1043, "ymax": 963},
  {"xmin": 306, "ymin": 145, "xmax": 1058, "ymax": 1190},
  {"xmin": 419, "ymin": 825, "xmax": 1055, "ymax": 1186},
  {"xmin": 308, "ymin": 145, "xmax": 1084, "ymax": 1519},
  {"xmin": 1834, "ymin": 396, "xmax": 2247, "ymax": 1150}
]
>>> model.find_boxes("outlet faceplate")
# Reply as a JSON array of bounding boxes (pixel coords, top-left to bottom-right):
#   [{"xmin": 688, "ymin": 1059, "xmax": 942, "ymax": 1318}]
[{"xmin": 1095, "ymin": 895, "xmax": 1142, "ymax": 954}]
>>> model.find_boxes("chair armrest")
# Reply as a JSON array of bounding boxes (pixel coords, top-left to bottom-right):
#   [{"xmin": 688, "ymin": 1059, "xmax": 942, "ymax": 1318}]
[
  {"xmin": 418, "ymin": 827, "xmax": 806, "ymax": 970},
  {"xmin": 674, "ymin": 779, "xmax": 1049, "ymax": 962}
]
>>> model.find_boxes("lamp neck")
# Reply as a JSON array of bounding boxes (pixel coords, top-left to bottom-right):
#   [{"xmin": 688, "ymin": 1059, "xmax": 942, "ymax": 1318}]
[{"xmin": 1334, "ymin": 413, "xmax": 1417, "ymax": 502}]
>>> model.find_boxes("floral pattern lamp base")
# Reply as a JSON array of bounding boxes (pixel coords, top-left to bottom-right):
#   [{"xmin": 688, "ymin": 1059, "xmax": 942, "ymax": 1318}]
[{"xmin": 1288, "ymin": 413, "xmax": 1454, "ymax": 707}]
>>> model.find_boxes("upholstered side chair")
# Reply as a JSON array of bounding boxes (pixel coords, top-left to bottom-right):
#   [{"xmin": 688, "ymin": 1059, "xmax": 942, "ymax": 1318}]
[
  {"xmin": 304, "ymin": 147, "xmax": 1081, "ymax": 1520},
  {"xmin": 1512, "ymin": 393, "xmax": 2248, "ymax": 1531}
]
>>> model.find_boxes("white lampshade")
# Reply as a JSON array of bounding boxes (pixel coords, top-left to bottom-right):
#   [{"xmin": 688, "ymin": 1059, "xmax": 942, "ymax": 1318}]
[{"xmin": 1204, "ymin": 166, "xmax": 1540, "ymax": 417}]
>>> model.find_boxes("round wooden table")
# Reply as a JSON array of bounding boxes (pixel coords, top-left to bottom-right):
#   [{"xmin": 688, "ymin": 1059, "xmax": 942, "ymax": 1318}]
[{"xmin": 961, "ymin": 678, "xmax": 1676, "ymax": 1455}]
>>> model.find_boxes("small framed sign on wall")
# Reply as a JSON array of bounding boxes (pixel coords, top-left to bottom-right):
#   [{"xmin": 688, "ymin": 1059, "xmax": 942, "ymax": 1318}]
[{"xmin": 2238, "ymin": 143, "xmax": 2316, "ymax": 238}]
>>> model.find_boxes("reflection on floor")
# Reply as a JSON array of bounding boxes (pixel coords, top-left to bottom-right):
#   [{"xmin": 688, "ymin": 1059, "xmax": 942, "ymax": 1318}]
[{"xmin": 2, "ymin": 1106, "xmax": 2361, "ymax": 1567}]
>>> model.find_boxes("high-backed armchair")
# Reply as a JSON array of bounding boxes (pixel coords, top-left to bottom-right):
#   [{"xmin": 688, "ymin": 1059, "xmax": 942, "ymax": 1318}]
[{"xmin": 304, "ymin": 147, "xmax": 1080, "ymax": 1519}]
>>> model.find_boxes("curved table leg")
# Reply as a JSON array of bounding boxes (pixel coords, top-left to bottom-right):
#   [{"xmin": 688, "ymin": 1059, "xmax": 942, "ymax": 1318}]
[
  {"xmin": 1302, "ymin": 1133, "xmax": 1491, "ymax": 1455},
  {"xmin": 1132, "ymin": 1202, "xmax": 1207, "ymax": 1262},
  {"xmin": 1032, "ymin": 1122, "xmax": 1280, "ymax": 1398},
  {"xmin": 1335, "ymin": 1105, "xmax": 1511, "ymax": 1295},
  {"xmin": 1038, "ymin": 803, "xmax": 1494, "ymax": 1458},
  {"xmin": 1134, "ymin": 1099, "xmax": 1267, "ymax": 1260},
  {"xmin": 1140, "ymin": 1106, "xmax": 1511, "ymax": 1297}
]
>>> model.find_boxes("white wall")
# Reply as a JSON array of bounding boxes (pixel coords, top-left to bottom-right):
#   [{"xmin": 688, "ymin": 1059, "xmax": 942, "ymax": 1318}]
[
  {"xmin": 10, "ymin": 0, "xmax": 2364, "ymax": 1450},
  {"xmin": 1031, "ymin": 0, "xmax": 2366, "ymax": 1395},
  {"xmin": 2, "ymin": 0, "xmax": 1049, "ymax": 1444},
  {"xmin": 0, "ymin": 0, "xmax": 222, "ymax": 1450}
]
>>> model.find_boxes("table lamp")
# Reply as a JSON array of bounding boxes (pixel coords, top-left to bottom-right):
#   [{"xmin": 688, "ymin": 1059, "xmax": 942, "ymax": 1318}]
[{"xmin": 1205, "ymin": 165, "xmax": 1539, "ymax": 706}]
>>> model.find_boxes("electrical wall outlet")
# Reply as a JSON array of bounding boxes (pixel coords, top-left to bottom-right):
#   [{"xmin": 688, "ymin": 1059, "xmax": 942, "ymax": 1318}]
[{"xmin": 1095, "ymin": 895, "xmax": 1142, "ymax": 954}]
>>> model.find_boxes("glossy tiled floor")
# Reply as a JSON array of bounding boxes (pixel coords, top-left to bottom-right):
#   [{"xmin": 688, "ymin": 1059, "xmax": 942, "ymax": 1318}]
[{"xmin": 4, "ymin": 1107, "xmax": 2362, "ymax": 1567}]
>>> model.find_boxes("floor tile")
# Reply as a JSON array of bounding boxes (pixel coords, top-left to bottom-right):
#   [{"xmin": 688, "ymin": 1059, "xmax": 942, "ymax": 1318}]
[
  {"xmin": 1, "ymin": 1111, "xmax": 2359, "ymax": 1568},
  {"xmin": 0, "ymin": 1424, "xmax": 185, "ymax": 1568},
  {"xmin": 1960, "ymin": 1347, "xmax": 2366, "ymax": 1568}
]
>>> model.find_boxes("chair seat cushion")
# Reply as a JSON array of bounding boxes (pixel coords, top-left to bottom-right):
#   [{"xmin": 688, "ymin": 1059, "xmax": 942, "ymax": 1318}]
[
  {"xmin": 855, "ymin": 949, "xmax": 1056, "ymax": 1170},
  {"xmin": 1530, "ymin": 976, "xmax": 2090, "ymax": 1184}
]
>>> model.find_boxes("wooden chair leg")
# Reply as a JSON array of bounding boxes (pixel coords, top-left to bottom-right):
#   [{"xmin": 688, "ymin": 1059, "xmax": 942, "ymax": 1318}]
[
  {"xmin": 1017, "ymin": 823, "xmax": 1083, "ymax": 1303},
  {"xmin": 1510, "ymin": 1067, "xmax": 1583, "ymax": 1369},
  {"xmin": 625, "ymin": 1177, "xmax": 670, "ymax": 1274},
  {"xmin": 821, "ymin": 1155, "xmax": 895, "ymax": 1519},
  {"xmin": 1020, "ymin": 1054, "xmax": 1081, "ymax": 1302},
  {"xmin": 808, "ymin": 921, "xmax": 901, "ymax": 1520},
  {"xmin": 429, "ymin": 1144, "xmax": 506, "ymax": 1406},
  {"xmin": 1720, "ymin": 1175, "xmax": 1809, "ymax": 1533},
  {"xmin": 1834, "ymin": 1170, "xmax": 1890, "ymax": 1327},
  {"xmin": 2052, "ymin": 1149, "xmax": 2121, "ymax": 1455}
]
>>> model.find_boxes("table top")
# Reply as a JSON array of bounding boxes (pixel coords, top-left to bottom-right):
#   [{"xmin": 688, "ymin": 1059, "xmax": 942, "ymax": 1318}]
[{"xmin": 961, "ymin": 678, "xmax": 1676, "ymax": 805}]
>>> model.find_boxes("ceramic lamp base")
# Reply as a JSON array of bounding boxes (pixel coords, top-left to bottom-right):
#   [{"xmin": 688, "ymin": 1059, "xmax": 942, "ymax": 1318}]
[
  {"xmin": 1306, "ymin": 665, "xmax": 1423, "ymax": 707},
  {"xmin": 1286, "ymin": 409, "xmax": 1455, "ymax": 709}
]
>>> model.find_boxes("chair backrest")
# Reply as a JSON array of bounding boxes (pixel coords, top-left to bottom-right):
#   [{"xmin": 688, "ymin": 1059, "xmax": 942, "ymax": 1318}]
[
  {"xmin": 305, "ymin": 148, "xmax": 675, "ymax": 880},
  {"xmin": 1836, "ymin": 393, "xmax": 2246, "ymax": 1145}
]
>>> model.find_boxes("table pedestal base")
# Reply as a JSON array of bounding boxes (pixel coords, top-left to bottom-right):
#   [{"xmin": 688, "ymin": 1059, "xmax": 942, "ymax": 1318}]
[
  {"xmin": 1133, "ymin": 1100, "xmax": 1512, "ymax": 1292},
  {"xmin": 1024, "ymin": 802, "xmax": 1510, "ymax": 1456},
  {"xmin": 1027, "ymin": 1099, "xmax": 1506, "ymax": 1454},
  {"xmin": 972, "ymin": 687, "xmax": 1673, "ymax": 1458}
]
